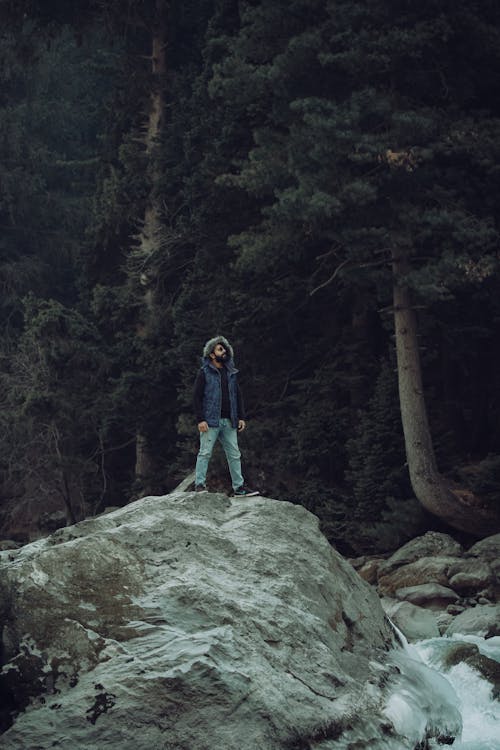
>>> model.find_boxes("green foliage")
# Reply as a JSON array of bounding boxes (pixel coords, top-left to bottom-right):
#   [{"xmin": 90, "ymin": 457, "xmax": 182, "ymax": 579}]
[
  {"xmin": 347, "ymin": 359, "xmax": 408, "ymax": 506},
  {"xmin": 343, "ymin": 358, "xmax": 425, "ymax": 552},
  {"xmin": 0, "ymin": 297, "xmax": 112, "ymax": 521},
  {"xmin": 0, "ymin": 21, "xmax": 122, "ymax": 323},
  {"xmin": 206, "ymin": 0, "xmax": 500, "ymax": 314},
  {"xmin": 455, "ymin": 455, "xmax": 500, "ymax": 504}
]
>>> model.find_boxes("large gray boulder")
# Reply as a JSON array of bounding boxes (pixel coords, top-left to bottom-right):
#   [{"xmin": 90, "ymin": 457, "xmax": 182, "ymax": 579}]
[
  {"xmin": 467, "ymin": 535, "xmax": 500, "ymax": 600},
  {"xmin": 394, "ymin": 583, "xmax": 459, "ymax": 610},
  {"xmin": 377, "ymin": 556, "xmax": 461, "ymax": 596},
  {"xmin": 377, "ymin": 532, "xmax": 463, "ymax": 578},
  {"xmin": 448, "ymin": 559, "xmax": 494, "ymax": 595},
  {"xmin": 442, "ymin": 642, "xmax": 500, "ymax": 699},
  {"xmin": 0, "ymin": 492, "xmax": 459, "ymax": 750},
  {"xmin": 445, "ymin": 604, "xmax": 500, "ymax": 638},
  {"xmin": 467, "ymin": 533, "xmax": 500, "ymax": 561}
]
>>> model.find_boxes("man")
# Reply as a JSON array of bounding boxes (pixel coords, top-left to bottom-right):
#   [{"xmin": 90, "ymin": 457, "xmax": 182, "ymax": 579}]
[{"xmin": 193, "ymin": 335, "xmax": 259, "ymax": 496}]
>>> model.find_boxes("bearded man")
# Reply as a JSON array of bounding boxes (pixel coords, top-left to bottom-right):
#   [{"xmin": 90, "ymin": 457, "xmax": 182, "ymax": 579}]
[{"xmin": 193, "ymin": 335, "xmax": 258, "ymax": 496}]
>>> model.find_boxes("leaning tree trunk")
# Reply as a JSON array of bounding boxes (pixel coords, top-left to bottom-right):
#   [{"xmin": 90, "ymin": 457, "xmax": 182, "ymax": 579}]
[
  {"xmin": 392, "ymin": 247, "xmax": 500, "ymax": 536},
  {"xmin": 132, "ymin": 0, "xmax": 168, "ymax": 485}
]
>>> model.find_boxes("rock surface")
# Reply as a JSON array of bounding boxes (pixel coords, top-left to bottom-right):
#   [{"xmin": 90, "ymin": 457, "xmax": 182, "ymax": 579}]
[
  {"xmin": 353, "ymin": 531, "xmax": 500, "ymax": 643},
  {"xmin": 378, "ymin": 556, "xmax": 461, "ymax": 596},
  {"xmin": 381, "ymin": 599, "xmax": 440, "ymax": 641},
  {"xmin": 442, "ymin": 642, "xmax": 500, "ymax": 699},
  {"xmin": 467, "ymin": 533, "xmax": 500, "ymax": 561},
  {"xmin": 0, "ymin": 541, "xmax": 19, "ymax": 552},
  {"xmin": 377, "ymin": 532, "xmax": 463, "ymax": 578},
  {"xmin": 444, "ymin": 604, "xmax": 500, "ymax": 638},
  {"xmin": 394, "ymin": 583, "xmax": 459, "ymax": 609},
  {"xmin": 0, "ymin": 491, "xmax": 455, "ymax": 750}
]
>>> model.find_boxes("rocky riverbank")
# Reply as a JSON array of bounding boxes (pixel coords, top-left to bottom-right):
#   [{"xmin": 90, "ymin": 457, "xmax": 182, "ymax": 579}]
[{"xmin": 349, "ymin": 531, "xmax": 500, "ymax": 642}]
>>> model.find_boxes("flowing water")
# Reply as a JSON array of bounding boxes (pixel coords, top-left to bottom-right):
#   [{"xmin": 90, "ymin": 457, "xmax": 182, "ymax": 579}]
[{"xmin": 414, "ymin": 634, "xmax": 500, "ymax": 750}]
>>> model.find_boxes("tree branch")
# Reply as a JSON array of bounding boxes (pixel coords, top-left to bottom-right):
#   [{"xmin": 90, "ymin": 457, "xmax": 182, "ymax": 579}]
[
  {"xmin": 310, "ymin": 257, "xmax": 392, "ymax": 296},
  {"xmin": 310, "ymin": 258, "xmax": 350, "ymax": 296}
]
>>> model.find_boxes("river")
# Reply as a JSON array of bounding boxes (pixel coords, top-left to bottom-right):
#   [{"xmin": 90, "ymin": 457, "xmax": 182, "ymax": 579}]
[{"xmin": 414, "ymin": 634, "xmax": 500, "ymax": 750}]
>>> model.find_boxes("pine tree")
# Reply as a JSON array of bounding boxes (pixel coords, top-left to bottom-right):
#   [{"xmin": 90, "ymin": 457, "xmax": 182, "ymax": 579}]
[
  {"xmin": 0, "ymin": 298, "xmax": 112, "ymax": 529},
  {"xmin": 345, "ymin": 357, "xmax": 426, "ymax": 552},
  {"xmin": 202, "ymin": 0, "xmax": 500, "ymax": 534}
]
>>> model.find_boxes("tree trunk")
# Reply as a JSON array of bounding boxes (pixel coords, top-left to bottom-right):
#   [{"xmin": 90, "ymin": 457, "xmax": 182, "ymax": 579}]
[
  {"xmin": 137, "ymin": 0, "xmax": 167, "ymax": 284},
  {"xmin": 133, "ymin": 0, "xmax": 168, "ymax": 488},
  {"xmin": 392, "ymin": 247, "xmax": 500, "ymax": 536},
  {"xmin": 60, "ymin": 469, "xmax": 77, "ymax": 525},
  {"xmin": 134, "ymin": 433, "xmax": 154, "ymax": 481}
]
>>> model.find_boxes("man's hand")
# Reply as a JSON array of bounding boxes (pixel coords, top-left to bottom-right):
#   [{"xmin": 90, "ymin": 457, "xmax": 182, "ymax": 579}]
[
  {"xmin": 198, "ymin": 421, "xmax": 209, "ymax": 433},
  {"xmin": 238, "ymin": 420, "xmax": 246, "ymax": 432}
]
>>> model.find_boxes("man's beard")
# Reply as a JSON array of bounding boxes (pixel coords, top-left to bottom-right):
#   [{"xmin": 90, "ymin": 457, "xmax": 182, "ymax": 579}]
[{"xmin": 214, "ymin": 353, "xmax": 227, "ymax": 363}]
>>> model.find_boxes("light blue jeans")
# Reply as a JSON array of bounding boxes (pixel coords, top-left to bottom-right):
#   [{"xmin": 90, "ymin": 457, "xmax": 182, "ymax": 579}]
[{"xmin": 195, "ymin": 418, "xmax": 244, "ymax": 490}]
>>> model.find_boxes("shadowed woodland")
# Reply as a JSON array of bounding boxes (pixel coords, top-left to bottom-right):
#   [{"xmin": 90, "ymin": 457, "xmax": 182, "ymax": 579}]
[{"xmin": 1, "ymin": 0, "xmax": 500, "ymax": 553}]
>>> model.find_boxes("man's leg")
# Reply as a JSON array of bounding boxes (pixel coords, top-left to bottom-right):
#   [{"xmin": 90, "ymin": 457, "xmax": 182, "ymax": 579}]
[
  {"xmin": 195, "ymin": 426, "xmax": 219, "ymax": 487},
  {"xmin": 218, "ymin": 418, "xmax": 244, "ymax": 491}
]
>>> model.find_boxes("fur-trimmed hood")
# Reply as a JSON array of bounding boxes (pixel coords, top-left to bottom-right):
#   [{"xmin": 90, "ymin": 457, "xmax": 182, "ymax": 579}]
[{"xmin": 202, "ymin": 335, "xmax": 234, "ymax": 361}]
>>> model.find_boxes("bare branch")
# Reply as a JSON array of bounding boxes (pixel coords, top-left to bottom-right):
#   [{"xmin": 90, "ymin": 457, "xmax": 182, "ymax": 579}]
[
  {"xmin": 315, "ymin": 246, "xmax": 340, "ymax": 262},
  {"xmin": 310, "ymin": 258, "xmax": 350, "ymax": 296},
  {"xmin": 310, "ymin": 257, "xmax": 392, "ymax": 296}
]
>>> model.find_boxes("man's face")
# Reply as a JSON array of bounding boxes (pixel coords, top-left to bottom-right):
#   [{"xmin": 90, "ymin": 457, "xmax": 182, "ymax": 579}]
[{"xmin": 211, "ymin": 343, "xmax": 228, "ymax": 362}]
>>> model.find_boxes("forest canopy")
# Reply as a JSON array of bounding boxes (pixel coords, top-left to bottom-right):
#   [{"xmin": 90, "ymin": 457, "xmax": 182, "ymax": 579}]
[{"xmin": 1, "ymin": 0, "xmax": 500, "ymax": 553}]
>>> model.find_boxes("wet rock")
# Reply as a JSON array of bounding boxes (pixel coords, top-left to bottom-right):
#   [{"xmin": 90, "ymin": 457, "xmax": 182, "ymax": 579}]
[
  {"xmin": 381, "ymin": 598, "xmax": 440, "ymax": 642},
  {"xmin": 377, "ymin": 532, "xmax": 463, "ymax": 578},
  {"xmin": 467, "ymin": 533, "xmax": 500, "ymax": 562},
  {"xmin": 436, "ymin": 612, "xmax": 454, "ymax": 635},
  {"xmin": 447, "ymin": 560, "xmax": 493, "ymax": 595},
  {"xmin": 442, "ymin": 642, "xmax": 500, "ymax": 699},
  {"xmin": 374, "ymin": 531, "xmax": 499, "ymax": 635},
  {"xmin": 394, "ymin": 583, "xmax": 459, "ymax": 610},
  {"xmin": 377, "ymin": 556, "xmax": 460, "ymax": 597},
  {"xmin": 445, "ymin": 604, "xmax": 500, "ymax": 638}
]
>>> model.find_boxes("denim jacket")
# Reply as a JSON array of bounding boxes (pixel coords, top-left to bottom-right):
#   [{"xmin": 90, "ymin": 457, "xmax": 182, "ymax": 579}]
[{"xmin": 201, "ymin": 359, "xmax": 239, "ymax": 428}]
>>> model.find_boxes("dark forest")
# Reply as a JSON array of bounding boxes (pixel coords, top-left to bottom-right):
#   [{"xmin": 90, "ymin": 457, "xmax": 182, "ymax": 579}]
[{"xmin": 1, "ymin": 0, "xmax": 500, "ymax": 554}]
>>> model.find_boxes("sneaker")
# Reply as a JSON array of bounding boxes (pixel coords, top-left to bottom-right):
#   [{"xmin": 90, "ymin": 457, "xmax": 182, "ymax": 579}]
[
  {"xmin": 233, "ymin": 485, "xmax": 260, "ymax": 497},
  {"xmin": 194, "ymin": 484, "xmax": 207, "ymax": 492}
]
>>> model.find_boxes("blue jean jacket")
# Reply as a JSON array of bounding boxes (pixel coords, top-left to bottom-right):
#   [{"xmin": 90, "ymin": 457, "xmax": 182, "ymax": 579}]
[{"xmin": 201, "ymin": 359, "xmax": 239, "ymax": 428}]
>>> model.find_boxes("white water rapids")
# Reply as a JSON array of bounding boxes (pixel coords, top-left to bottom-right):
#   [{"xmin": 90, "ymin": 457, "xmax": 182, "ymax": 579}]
[
  {"xmin": 321, "ymin": 627, "xmax": 498, "ymax": 750},
  {"xmin": 384, "ymin": 631, "xmax": 500, "ymax": 749},
  {"xmin": 415, "ymin": 634, "xmax": 500, "ymax": 750}
]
